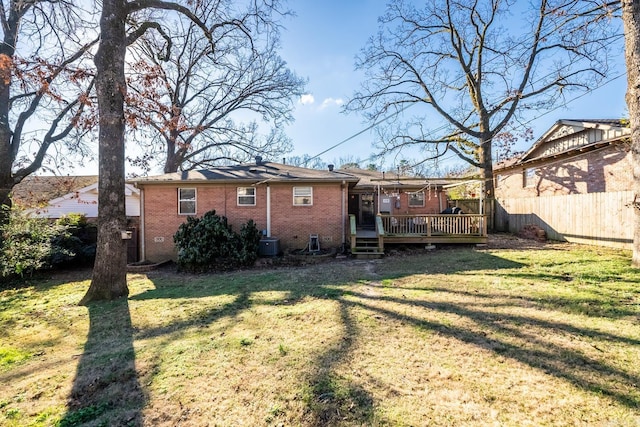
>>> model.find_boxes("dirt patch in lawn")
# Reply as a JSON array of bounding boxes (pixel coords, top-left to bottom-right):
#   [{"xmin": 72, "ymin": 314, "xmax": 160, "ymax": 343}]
[{"xmin": 484, "ymin": 232, "xmax": 551, "ymax": 250}]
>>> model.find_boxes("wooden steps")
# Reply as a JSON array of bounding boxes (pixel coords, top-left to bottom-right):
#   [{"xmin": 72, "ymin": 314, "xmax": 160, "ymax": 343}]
[{"xmin": 351, "ymin": 236, "xmax": 384, "ymax": 259}]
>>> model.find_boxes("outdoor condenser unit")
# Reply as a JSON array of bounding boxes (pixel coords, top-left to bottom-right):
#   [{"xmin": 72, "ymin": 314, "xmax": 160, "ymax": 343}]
[{"xmin": 259, "ymin": 238, "xmax": 280, "ymax": 256}]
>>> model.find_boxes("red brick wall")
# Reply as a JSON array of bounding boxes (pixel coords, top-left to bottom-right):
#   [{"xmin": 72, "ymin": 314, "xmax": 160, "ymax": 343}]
[
  {"xmin": 141, "ymin": 182, "xmax": 346, "ymax": 261},
  {"xmin": 495, "ymin": 144, "xmax": 632, "ymax": 199},
  {"xmin": 358, "ymin": 189, "xmax": 446, "ymax": 215},
  {"xmin": 393, "ymin": 190, "xmax": 444, "ymax": 214}
]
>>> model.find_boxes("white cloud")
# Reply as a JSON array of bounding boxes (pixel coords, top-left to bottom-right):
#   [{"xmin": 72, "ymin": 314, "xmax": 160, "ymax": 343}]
[
  {"xmin": 300, "ymin": 94, "xmax": 315, "ymax": 105},
  {"xmin": 320, "ymin": 97, "xmax": 344, "ymax": 110}
]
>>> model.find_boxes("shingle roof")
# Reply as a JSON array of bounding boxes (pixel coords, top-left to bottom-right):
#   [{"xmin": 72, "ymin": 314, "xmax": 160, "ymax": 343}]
[
  {"xmin": 340, "ymin": 167, "xmax": 451, "ymax": 189},
  {"xmin": 132, "ymin": 162, "xmax": 359, "ymax": 185}
]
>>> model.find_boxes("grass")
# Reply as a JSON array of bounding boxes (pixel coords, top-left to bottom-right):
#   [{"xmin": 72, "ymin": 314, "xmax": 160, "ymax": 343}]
[{"xmin": 0, "ymin": 242, "xmax": 639, "ymax": 426}]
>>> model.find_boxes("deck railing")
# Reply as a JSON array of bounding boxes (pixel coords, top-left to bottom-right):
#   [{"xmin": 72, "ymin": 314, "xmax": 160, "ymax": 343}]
[
  {"xmin": 380, "ymin": 214, "xmax": 487, "ymax": 237},
  {"xmin": 349, "ymin": 214, "xmax": 357, "ymax": 252}
]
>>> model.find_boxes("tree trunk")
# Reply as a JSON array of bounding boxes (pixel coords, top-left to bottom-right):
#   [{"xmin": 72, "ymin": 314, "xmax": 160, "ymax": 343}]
[
  {"xmin": 0, "ymin": 21, "xmax": 17, "ymax": 233},
  {"xmin": 622, "ymin": 0, "xmax": 640, "ymax": 268},
  {"xmin": 80, "ymin": 0, "xmax": 129, "ymax": 304}
]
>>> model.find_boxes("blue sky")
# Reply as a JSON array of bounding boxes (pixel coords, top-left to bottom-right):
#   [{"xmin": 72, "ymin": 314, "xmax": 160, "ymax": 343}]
[{"xmin": 279, "ymin": 1, "xmax": 628, "ymax": 172}]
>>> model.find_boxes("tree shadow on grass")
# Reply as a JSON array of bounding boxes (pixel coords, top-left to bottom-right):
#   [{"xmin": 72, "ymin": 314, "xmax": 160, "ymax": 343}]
[
  {"xmin": 301, "ymin": 301, "xmax": 376, "ymax": 426},
  {"xmin": 341, "ymin": 286, "xmax": 640, "ymax": 409},
  {"xmin": 59, "ymin": 298, "xmax": 145, "ymax": 426},
  {"xmin": 55, "ymin": 248, "xmax": 640, "ymax": 425}
]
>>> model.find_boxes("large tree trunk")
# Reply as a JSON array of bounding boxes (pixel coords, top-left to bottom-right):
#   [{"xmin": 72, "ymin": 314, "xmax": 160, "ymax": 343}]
[
  {"xmin": 0, "ymin": 15, "xmax": 17, "ymax": 233},
  {"xmin": 622, "ymin": 0, "xmax": 640, "ymax": 268},
  {"xmin": 80, "ymin": 0, "xmax": 129, "ymax": 304}
]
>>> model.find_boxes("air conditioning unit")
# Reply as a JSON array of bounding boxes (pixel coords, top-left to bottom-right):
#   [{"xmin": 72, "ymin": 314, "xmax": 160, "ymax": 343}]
[{"xmin": 259, "ymin": 238, "xmax": 280, "ymax": 256}]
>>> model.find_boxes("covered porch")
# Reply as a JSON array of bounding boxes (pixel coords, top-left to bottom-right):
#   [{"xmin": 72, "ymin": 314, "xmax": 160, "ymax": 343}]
[{"xmin": 349, "ymin": 213, "xmax": 488, "ymax": 257}]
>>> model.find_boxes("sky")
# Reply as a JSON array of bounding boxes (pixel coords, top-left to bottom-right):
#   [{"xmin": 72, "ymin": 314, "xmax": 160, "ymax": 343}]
[
  {"xmin": 277, "ymin": 0, "xmax": 628, "ymax": 173},
  {"xmin": 54, "ymin": 1, "xmax": 628, "ymax": 176}
]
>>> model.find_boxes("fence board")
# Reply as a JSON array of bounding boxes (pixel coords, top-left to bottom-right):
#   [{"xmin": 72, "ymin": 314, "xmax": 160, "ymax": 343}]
[{"xmin": 495, "ymin": 191, "xmax": 634, "ymax": 250}]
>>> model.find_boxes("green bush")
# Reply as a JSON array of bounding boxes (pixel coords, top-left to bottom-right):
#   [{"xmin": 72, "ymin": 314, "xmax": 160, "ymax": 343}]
[
  {"xmin": 52, "ymin": 214, "xmax": 97, "ymax": 265},
  {"xmin": 0, "ymin": 210, "xmax": 96, "ymax": 280},
  {"xmin": 173, "ymin": 210, "xmax": 261, "ymax": 272}
]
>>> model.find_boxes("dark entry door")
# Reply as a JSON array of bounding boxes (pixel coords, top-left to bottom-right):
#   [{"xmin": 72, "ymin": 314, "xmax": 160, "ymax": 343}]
[
  {"xmin": 348, "ymin": 193, "xmax": 376, "ymax": 228},
  {"xmin": 360, "ymin": 194, "xmax": 375, "ymax": 228}
]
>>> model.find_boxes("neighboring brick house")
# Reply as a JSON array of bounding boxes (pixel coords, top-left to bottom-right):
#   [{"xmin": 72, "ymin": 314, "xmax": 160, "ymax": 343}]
[
  {"xmin": 494, "ymin": 119, "xmax": 631, "ymax": 198},
  {"xmin": 493, "ymin": 119, "xmax": 633, "ymax": 249},
  {"xmin": 134, "ymin": 161, "xmax": 451, "ymax": 262}
]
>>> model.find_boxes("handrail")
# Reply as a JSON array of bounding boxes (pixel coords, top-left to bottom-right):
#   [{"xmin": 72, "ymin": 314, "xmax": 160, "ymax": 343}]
[
  {"xmin": 375, "ymin": 214, "xmax": 385, "ymax": 253},
  {"xmin": 375, "ymin": 215, "xmax": 385, "ymax": 236},
  {"xmin": 349, "ymin": 214, "xmax": 357, "ymax": 252}
]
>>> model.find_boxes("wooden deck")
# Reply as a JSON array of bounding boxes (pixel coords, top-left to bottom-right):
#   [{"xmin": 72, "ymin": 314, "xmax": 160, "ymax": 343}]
[{"xmin": 350, "ymin": 214, "xmax": 488, "ymax": 257}]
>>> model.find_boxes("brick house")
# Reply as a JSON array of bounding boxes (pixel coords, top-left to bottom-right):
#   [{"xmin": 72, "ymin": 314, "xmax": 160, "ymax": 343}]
[
  {"xmin": 133, "ymin": 161, "xmax": 451, "ymax": 262},
  {"xmin": 493, "ymin": 119, "xmax": 633, "ymax": 249},
  {"xmin": 494, "ymin": 119, "xmax": 631, "ymax": 198}
]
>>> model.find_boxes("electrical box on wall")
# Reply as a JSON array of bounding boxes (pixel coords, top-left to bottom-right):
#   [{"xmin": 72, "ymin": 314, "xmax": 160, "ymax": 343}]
[{"xmin": 380, "ymin": 197, "xmax": 392, "ymax": 213}]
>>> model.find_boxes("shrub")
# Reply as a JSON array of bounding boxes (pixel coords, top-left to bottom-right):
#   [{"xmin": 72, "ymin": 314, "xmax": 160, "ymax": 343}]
[
  {"xmin": 173, "ymin": 210, "xmax": 261, "ymax": 272},
  {"xmin": 53, "ymin": 214, "xmax": 97, "ymax": 265},
  {"xmin": 236, "ymin": 219, "xmax": 262, "ymax": 266},
  {"xmin": 0, "ymin": 210, "xmax": 97, "ymax": 281}
]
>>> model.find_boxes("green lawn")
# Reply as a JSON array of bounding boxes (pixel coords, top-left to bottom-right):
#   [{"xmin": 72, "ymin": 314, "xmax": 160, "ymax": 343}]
[{"xmin": 1, "ymin": 241, "xmax": 639, "ymax": 426}]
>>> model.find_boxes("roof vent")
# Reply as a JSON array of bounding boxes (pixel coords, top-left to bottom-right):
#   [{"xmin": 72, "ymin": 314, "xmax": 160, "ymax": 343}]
[
  {"xmin": 255, "ymin": 155, "xmax": 263, "ymax": 165},
  {"xmin": 328, "ymin": 164, "xmax": 334, "ymax": 172}
]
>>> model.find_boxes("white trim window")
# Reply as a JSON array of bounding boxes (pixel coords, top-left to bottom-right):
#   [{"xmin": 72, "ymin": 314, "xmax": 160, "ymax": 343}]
[
  {"xmin": 293, "ymin": 186, "xmax": 313, "ymax": 206},
  {"xmin": 237, "ymin": 187, "xmax": 256, "ymax": 206},
  {"xmin": 178, "ymin": 188, "xmax": 196, "ymax": 215},
  {"xmin": 408, "ymin": 191, "xmax": 425, "ymax": 207},
  {"xmin": 524, "ymin": 168, "xmax": 536, "ymax": 188}
]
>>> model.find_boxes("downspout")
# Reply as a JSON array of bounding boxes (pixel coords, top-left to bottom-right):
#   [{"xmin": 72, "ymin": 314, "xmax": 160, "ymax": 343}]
[
  {"xmin": 341, "ymin": 181, "xmax": 346, "ymax": 247},
  {"xmin": 266, "ymin": 184, "xmax": 271, "ymax": 237},
  {"xmin": 479, "ymin": 180, "xmax": 484, "ymax": 215},
  {"xmin": 139, "ymin": 185, "xmax": 145, "ymax": 261}
]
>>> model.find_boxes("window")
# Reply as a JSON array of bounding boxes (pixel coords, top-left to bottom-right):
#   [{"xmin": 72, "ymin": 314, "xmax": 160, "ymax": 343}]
[
  {"xmin": 524, "ymin": 168, "xmax": 536, "ymax": 188},
  {"xmin": 237, "ymin": 187, "xmax": 256, "ymax": 206},
  {"xmin": 408, "ymin": 191, "xmax": 425, "ymax": 207},
  {"xmin": 293, "ymin": 186, "xmax": 313, "ymax": 206},
  {"xmin": 178, "ymin": 188, "xmax": 196, "ymax": 215}
]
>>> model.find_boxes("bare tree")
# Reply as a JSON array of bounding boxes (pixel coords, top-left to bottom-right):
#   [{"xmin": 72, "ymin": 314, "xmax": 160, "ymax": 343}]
[
  {"xmin": 346, "ymin": 0, "xmax": 622, "ymax": 200},
  {"xmin": 125, "ymin": 0, "xmax": 304, "ymax": 174},
  {"xmin": 83, "ymin": 0, "xmax": 272, "ymax": 303},
  {"xmin": 0, "ymin": 1, "xmax": 97, "ymax": 228},
  {"xmin": 622, "ymin": 0, "xmax": 640, "ymax": 267}
]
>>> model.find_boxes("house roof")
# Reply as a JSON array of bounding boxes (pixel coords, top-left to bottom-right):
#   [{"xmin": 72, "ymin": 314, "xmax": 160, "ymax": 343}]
[
  {"xmin": 340, "ymin": 167, "xmax": 451, "ymax": 189},
  {"xmin": 132, "ymin": 161, "xmax": 473, "ymax": 191},
  {"xmin": 494, "ymin": 118, "xmax": 630, "ymax": 172},
  {"xmin": 12, "ymin": 175, "xmax": 99, "ymax": 208},
  {"xmin": 132, "ymin": 162, "xmax": 360, "ymax": 185}
]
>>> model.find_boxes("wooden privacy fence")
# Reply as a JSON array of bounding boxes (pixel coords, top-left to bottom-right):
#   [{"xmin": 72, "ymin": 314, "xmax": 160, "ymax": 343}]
[{"xmin": 495, "ymin": 191, "xmax": 634, "ymax": 250}]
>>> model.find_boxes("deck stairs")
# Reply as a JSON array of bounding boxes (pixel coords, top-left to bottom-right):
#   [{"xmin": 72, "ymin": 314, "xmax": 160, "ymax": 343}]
[{"xmin": 352, "ymin": 230, "xmax": 384, "ymax": 259}]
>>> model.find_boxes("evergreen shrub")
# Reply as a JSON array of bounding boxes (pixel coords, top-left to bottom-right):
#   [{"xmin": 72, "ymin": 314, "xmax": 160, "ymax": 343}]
[{"xmin": 173, "ymin": 210, "xmax": 261, "ymax": 272}]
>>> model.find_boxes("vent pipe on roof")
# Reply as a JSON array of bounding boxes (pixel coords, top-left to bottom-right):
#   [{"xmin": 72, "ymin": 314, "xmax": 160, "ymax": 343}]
[
  {"xmin": 255, "ymin": 155, "xmax": 263, "ymax": 165},
  {"xmin": 328, "ymin": 164, "xmax": 334, "ymax": 172}
]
